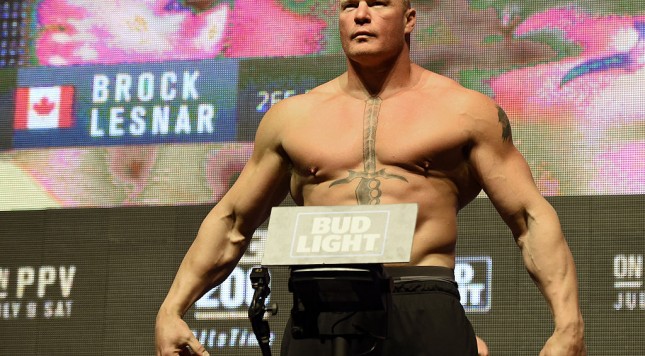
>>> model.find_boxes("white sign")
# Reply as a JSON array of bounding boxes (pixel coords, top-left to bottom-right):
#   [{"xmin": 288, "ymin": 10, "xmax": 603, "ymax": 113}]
[{"xmin": 262, "ymin": 204, "xmax": 417, "ymax": 265}]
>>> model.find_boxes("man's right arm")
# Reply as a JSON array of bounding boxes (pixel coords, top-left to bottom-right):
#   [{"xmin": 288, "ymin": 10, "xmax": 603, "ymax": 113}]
[{"xmin": 155, "ymin": 103, "xmax": 293, "ymax": 356}]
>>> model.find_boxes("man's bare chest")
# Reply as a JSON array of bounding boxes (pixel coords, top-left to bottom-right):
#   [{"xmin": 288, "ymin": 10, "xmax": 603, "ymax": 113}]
[{"xmin": 282, "ymin": 97, "xmax": 470, "ymax": 177}]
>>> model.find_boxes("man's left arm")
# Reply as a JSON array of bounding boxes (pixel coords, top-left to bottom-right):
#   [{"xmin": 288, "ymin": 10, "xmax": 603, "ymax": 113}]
[{"xmin": 466, "ymin": 97, "xmax": 585, "ymax": 355}]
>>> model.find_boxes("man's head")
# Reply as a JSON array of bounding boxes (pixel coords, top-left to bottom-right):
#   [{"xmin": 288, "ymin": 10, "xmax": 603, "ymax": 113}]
[{"xmin": 338, "ymin": 0, "xmax": 416, "ymax": 65}]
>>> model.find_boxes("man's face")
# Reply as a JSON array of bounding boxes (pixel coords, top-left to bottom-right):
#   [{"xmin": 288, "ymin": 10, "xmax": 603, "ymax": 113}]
[{"xmin": 338, "ymin": 0, "xmax": 415, "ymax": 63}]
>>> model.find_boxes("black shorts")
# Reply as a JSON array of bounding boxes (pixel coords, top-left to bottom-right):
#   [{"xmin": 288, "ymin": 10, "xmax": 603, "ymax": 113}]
[{"xmin": 280, "ymin": 266, "xmax": 478, "ymax": 356}]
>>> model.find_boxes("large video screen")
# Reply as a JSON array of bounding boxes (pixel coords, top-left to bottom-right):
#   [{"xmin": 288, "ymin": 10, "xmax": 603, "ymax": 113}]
[
  {"xmin": 0, "ymin": 0, "xmax": 643, "ymax": 210},
  {"xmin": 1, "ymin": 1, "xmax": 644, "ymax": 355}
]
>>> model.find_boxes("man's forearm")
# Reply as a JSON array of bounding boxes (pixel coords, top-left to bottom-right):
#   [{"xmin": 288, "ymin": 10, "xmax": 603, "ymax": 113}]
[
  {"xmin": 160, "ymin": 211, "xmax": 250, "ymax": 317},
  {"xmin": 519, "ymin": 206, "xmax": 584, "ymax": 331}
]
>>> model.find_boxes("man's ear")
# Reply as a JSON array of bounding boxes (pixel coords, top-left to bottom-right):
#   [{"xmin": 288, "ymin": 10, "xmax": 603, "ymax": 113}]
[{"xmin": 405, "ymin": 8, "xmax": 417, "ymax": 33}]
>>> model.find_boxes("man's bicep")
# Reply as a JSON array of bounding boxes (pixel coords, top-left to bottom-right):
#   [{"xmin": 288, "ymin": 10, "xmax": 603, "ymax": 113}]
[
  {"xmin": 478, "ymin": 147, "xmax": 543, "ymax": 236},
  {"xmin": 468, "ymin": 106, "xmax": 542, "ymax": 235},
  {"xmin": 225, "ymin": 103, "xmax": 292, "ymax": 225},
  {"xmin": 221, "ymin": 146, "xmax": 291, "ymax": 233}
]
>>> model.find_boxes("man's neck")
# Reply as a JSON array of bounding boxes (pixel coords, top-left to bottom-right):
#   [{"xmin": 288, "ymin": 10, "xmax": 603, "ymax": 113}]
[{"xmin": 342, "ymin": 52, "xmax": 417, "ymax": 100}]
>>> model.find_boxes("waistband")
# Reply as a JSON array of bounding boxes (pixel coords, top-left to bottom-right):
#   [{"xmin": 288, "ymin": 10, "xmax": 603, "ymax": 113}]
[{"xmin": 384, "ymin": 266, "xmax": 456, "ymax": 284}]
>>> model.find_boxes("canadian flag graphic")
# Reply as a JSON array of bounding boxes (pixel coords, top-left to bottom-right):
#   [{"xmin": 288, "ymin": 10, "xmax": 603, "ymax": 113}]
[{"xmin": 14, "ymin": 86, "xmax": 75, "ymax": 130}]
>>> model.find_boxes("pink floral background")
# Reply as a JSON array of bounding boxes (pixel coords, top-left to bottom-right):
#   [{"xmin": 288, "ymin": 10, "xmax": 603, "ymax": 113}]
[
  {"xmin": 34, "ymin": 0, "xmax": 326, "ymax": 65},
  {"xmin": 2, "ymin": 1, "xmax": 643, "ymax": 209}
]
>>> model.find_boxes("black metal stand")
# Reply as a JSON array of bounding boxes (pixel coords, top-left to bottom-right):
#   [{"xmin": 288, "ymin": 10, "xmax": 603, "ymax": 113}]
[
  {"xmin": 288, "ymin": 264, "xmax": 392, "ymax": 356},
  {"xmin": 249, "ymin": 267, "xmax": 278, "ymax": 356},
  {"xmin": 333, "ymin": 336, "xmax": 350, "ymax": 356}
]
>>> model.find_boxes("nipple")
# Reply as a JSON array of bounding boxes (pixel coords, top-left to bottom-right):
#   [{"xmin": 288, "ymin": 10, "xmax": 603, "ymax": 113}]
[{"xmin": 422, "ymin": 160, "xmax": 432, "ymax": 174}]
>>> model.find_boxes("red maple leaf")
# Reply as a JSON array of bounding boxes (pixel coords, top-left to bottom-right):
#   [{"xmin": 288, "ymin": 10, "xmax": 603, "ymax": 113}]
[{"xmin": 33, "ymin": 96, "xmax": 56, "ymax": 116}]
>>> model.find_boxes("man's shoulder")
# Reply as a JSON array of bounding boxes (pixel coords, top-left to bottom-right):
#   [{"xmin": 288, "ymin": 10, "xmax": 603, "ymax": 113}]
[
  {"xmin": 418, "ymin": 68, "xmax": 492, "ymax": 107},
  {"xmin": 426, "ymin": 72, "xmax": 497, "ymax": 116},
  {"xmin": 271, "ymin": 77, "xmax": 341, "ymax": 111},
  {"xmin": 261, "ymin": 78, "xmax": 340, "ymax": 125},
  {"xmin": 302, "ymin": 77, "xmax": 344, "ymax": 103},
  {"xmin": 413, "ymin": 68, "xmax": 503, "ymax": 136}
]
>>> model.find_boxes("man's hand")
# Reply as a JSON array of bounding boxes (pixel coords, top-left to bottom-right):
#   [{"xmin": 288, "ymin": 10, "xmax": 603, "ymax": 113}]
[
  {"xmin": 540, "ymin": 329, "xmax": 586, "ymax": 356},
  {"xmin": 476, "ymin": 336, "xmax": 489, "ymax": 356},
  {"xmin": 155, "ymin": 310, "xmax": 209, "ymax": 356}
]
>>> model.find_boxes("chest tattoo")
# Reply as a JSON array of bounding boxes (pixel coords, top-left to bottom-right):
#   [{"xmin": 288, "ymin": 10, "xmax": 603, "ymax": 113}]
[{"xmin": 330, "ymin": 97, "xmax": 407, "ymax": 205}]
